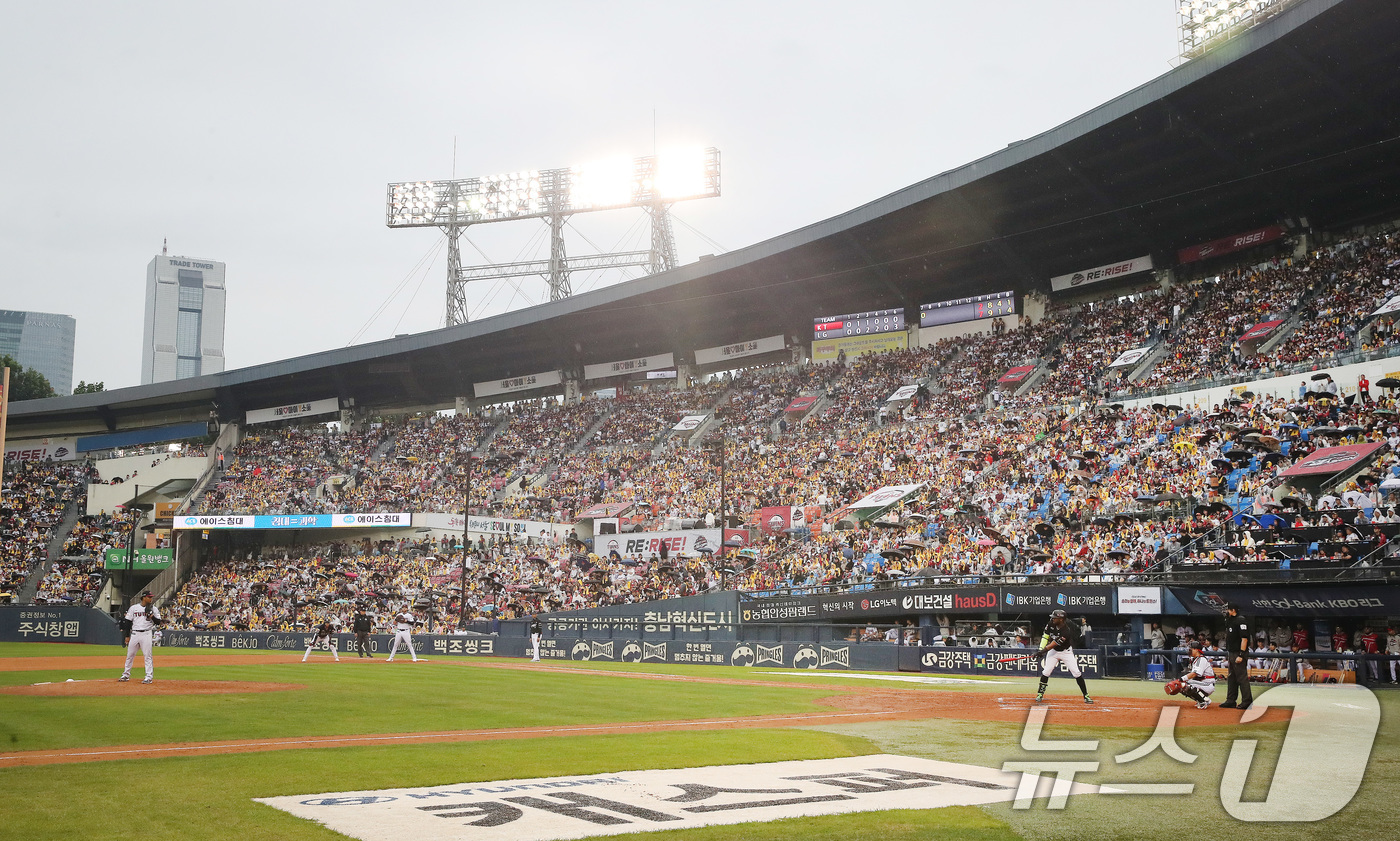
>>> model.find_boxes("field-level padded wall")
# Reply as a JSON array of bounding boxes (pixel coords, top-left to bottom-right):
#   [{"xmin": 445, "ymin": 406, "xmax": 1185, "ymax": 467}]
[
  {"xmin": 1, "ymin": 606, "xmax": 123, "ymax": 645},
  {"xmin": 116, "ymin": 628, "xmax": 1089, "ymax": 678}
]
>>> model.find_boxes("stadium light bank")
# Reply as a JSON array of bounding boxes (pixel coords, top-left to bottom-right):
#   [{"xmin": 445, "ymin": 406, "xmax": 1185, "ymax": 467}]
[{"xmin": 387, "ymin": 148, "xmax": 721, "ymax": 325}]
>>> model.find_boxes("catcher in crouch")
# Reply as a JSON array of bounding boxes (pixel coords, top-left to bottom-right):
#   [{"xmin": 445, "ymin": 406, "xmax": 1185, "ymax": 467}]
[
  {"xmin": 1034, "ymin": 609, "xmax": 1093, "ymax": 704},
  {"xmin": 1166, "ymin": 642, "xmax": 1216, "ymax": 709}
]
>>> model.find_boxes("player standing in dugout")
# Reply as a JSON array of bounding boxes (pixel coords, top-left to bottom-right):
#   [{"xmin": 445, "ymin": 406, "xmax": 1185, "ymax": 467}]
[{"xmin": 1034, "ymin": 609, "xmax": 1093, "ymax": 704}]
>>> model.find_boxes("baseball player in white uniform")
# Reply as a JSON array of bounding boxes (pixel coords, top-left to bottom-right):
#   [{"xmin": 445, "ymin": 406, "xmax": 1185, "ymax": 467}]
[
  {"xmin": 1034, "ymin": 609, "xmax": 1092, "ymax": 704},
  {"xmin": 1179, "ymin": 642, "xmax": 1217, "ymax": 709},
  {"xmin": 386, "ymin": 609, "xmax": 420, "ymax": 662},
  {"xmin": 119, "ymin": 591, "xmax": 160, "ymax": 683},
  {"xmin": 530, "ymin": 616, "xmax": 542, "ymax": 662}
]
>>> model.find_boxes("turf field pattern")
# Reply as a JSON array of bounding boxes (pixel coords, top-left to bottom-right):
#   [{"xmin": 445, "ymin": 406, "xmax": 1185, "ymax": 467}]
[{"xmin": 0, "ymin": 642, "xmax": 1394, "ymax": 841}]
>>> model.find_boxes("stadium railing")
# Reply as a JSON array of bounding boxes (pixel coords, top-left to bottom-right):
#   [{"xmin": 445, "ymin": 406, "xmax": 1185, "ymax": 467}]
[{"xmin": 1138, "ymin": 648, "xmax": 1399, "ymax": 687}]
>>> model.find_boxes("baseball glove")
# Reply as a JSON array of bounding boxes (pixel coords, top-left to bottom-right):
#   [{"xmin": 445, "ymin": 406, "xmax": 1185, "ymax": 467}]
[{"xmin": 1164, "ymin": 679, "xmax": 1184, "ymax": 696}]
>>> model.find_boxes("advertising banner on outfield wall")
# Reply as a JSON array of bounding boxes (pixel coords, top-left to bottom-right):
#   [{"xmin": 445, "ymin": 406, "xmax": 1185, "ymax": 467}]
[
  {"xmin": 919, "ymin": 646, "xmax": 1102, "ymax": 679},
  {"xmin": 1001, "ymin": 585, "xmax": 1113, "ymax": 612},
  {"xmin": 1117, "ymin": 586, "xmax": 1163, "ymax": 614},
  {"xmin": 744, "ymin": 584, "xmax": 1125, "ymax": 622},
  {"xmin": 1169, "ymin": 585, "xmax": 1400, "ymax": 617},
  {"xmin": 583, "ymin": 352, "xmax": 674, "ymax": 381},
  {"xmin": 1177, "ymin": 224, "xmax": 1286, "ymax": 264},
  {"xmin": 245, "ymin": 397, "xmax": 340, "ymax": 426},
  {"xmin": 411, "ymin": 513, "xmax": 568, "ymax": 541},
  {"xmin": 592, "ymin": 529, "xmax": 722, "ymax": 559},
  {"xmin": 0, "ymin": 606, "xmax": 121, "ymax": 645},
  {"xmin": 811, "ymin": 330, "xmax": 907, "ymax": 362},
  {"xmin": 694, "ymin": 334, "xmax": 786, "ymax": 366},
  {"xmin": 541, "ymin": 592, "xmax": 739, "ymax": 629},
  {"xmin": 173, "ymin": 513, "xmax": 412, "ymax": 529},
  {"xmin": 473, "ymin": 369, "xmax": 563, "ymax": 398},
  {"xmin": 4, "ymin": 436, "xmax": 78, "ymax": 462},
  {"xmin": 102, "ymin": 548, "xmax": 173, "ymax": 571},
  {"xmin": 150, "ymin": 629, "xmax": 897, "ymax": 671},
  {"xmin": 1050, "ymin": 255, "xmax": 1153, "ymax": 292}
]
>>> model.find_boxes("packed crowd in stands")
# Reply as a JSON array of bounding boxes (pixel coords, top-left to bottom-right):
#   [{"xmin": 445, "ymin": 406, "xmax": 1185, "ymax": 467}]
[
  {"xmin": 0, "ymin": 462, "xmax": 86, "ymax": 602},
  {"xmin": 1268, "ymin": 233, "xmax": 1400, "ymax": 366},
  {"xmin": 1034, "ymin": 285, "xmax": 1185, "ymax": 398},
  {"xmin": 335, "ymin": 414, "xmax": 502, "ymax": 514},
  {"xmin": 1129, "ymin": 232, "xmax": 1400, "ymax": 393},
  {"xmin": 167, "ymin": 534, "xmax": 724, "ymax": 633},
  {"xmin": 707, "ymin": 366, "xmax": 824, "ymax": 443},
  {"xmin": 171, "ymin": 366, "xmax": 1400, "ymax": 628},
  {"xmin": 9, "ymin": 225, "xmax": 1400, "ymax": 625},
  {"xmin": 588, "ymin": 387, "xmax": 709, "ymax": 450},
  {"xmin": 31, "ymin": 512, "xmax": 127, "ymax": 605},
  {"xmin": 201, "ymin": 424, "xmax": 392, "ymax": 514}
]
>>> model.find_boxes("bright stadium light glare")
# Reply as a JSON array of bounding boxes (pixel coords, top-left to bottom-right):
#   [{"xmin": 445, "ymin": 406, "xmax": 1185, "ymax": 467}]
[
  {"xmin": 571, "ymin": 156, "xmax": 635, "ymax": 209},
  {"xmin": 387, "ymin": 148, "xmax": 718, "ymax": 227},
  {"xmin": 655, "ymin": 147, "xmax": 708, "ymax": 201}
]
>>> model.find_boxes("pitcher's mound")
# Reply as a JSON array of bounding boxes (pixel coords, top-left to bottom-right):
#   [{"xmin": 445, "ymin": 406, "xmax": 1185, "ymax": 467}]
[{"xmin": 1, "ymin": 680, "xmax": 303, "ymax": 697}]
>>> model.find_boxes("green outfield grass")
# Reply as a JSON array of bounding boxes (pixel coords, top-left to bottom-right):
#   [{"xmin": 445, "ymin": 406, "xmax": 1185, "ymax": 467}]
[
  {"xmin": 1, "ymin": 642, "xmax": 1395, "ymax": 841},
  {"xmin": 0, "ymin": 654, "xmax": 835, "ymax": 752},
  {"xmin": 0, "ymin": 731, "xmax": 895, "ymax": 841}
]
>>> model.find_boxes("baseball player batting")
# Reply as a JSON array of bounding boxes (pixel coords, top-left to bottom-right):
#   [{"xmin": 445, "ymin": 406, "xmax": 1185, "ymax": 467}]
[{"xmin": 1034, "ymin": 609, "xmax": 1092, "ymax": 704}]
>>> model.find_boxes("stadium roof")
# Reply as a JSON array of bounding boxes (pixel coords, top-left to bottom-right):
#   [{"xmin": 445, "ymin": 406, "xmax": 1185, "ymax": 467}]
[{"xmin": 12, "ymin": 0, "xmax": 1400, "ymax": 439}]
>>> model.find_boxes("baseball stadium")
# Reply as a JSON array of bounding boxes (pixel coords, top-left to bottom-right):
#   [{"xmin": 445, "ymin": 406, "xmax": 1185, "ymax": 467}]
[{"xmin": 6, "ymin": 1, "xmax": 1400, "ymax": 839}]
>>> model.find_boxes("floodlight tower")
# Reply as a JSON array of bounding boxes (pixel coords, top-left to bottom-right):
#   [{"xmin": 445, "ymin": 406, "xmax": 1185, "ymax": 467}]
[
  {"xmin": 1175, "ymin": 0, "xmax": 1299, "ymax": 62},
  {"xmin": 387, "ymin": 148, "xmax": 720, "ymax": 325}
]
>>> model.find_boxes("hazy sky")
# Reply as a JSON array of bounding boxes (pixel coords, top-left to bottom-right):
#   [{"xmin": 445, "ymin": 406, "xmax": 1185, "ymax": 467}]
[{"xmin": 1, "ymin": 2, "xmax": 1179, "ymax": 391}]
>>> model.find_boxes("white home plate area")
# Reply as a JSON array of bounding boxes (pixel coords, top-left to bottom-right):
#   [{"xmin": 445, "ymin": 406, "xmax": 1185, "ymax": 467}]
[{"xmin": 256, "ymin": 754, "xmax": 1111, "ymax": 840}]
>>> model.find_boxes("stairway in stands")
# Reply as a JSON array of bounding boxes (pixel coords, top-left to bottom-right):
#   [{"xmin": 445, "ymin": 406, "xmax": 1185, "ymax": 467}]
[{"xmin": 16, "ymin": 497, "xmax": 84, "ymax": 604}]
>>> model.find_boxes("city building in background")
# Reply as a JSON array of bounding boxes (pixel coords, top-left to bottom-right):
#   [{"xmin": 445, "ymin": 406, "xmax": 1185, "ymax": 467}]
[
  {"xmin": 0, "ymin": 309, "xmax": 76, "ymax": 394},
  {"xmin": 141, "ymin": 252, "xmax": 226, "ymax": 384}
]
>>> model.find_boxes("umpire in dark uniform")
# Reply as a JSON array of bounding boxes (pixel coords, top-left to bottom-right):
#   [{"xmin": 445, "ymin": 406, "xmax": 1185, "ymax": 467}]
[
  {"xmin": 1219, "ymin": 603, "xmax": 1253, "ymax": 710},
  {"xmin": 352, "ymin": 606, "xmax": 374, "ymax": 658}
]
